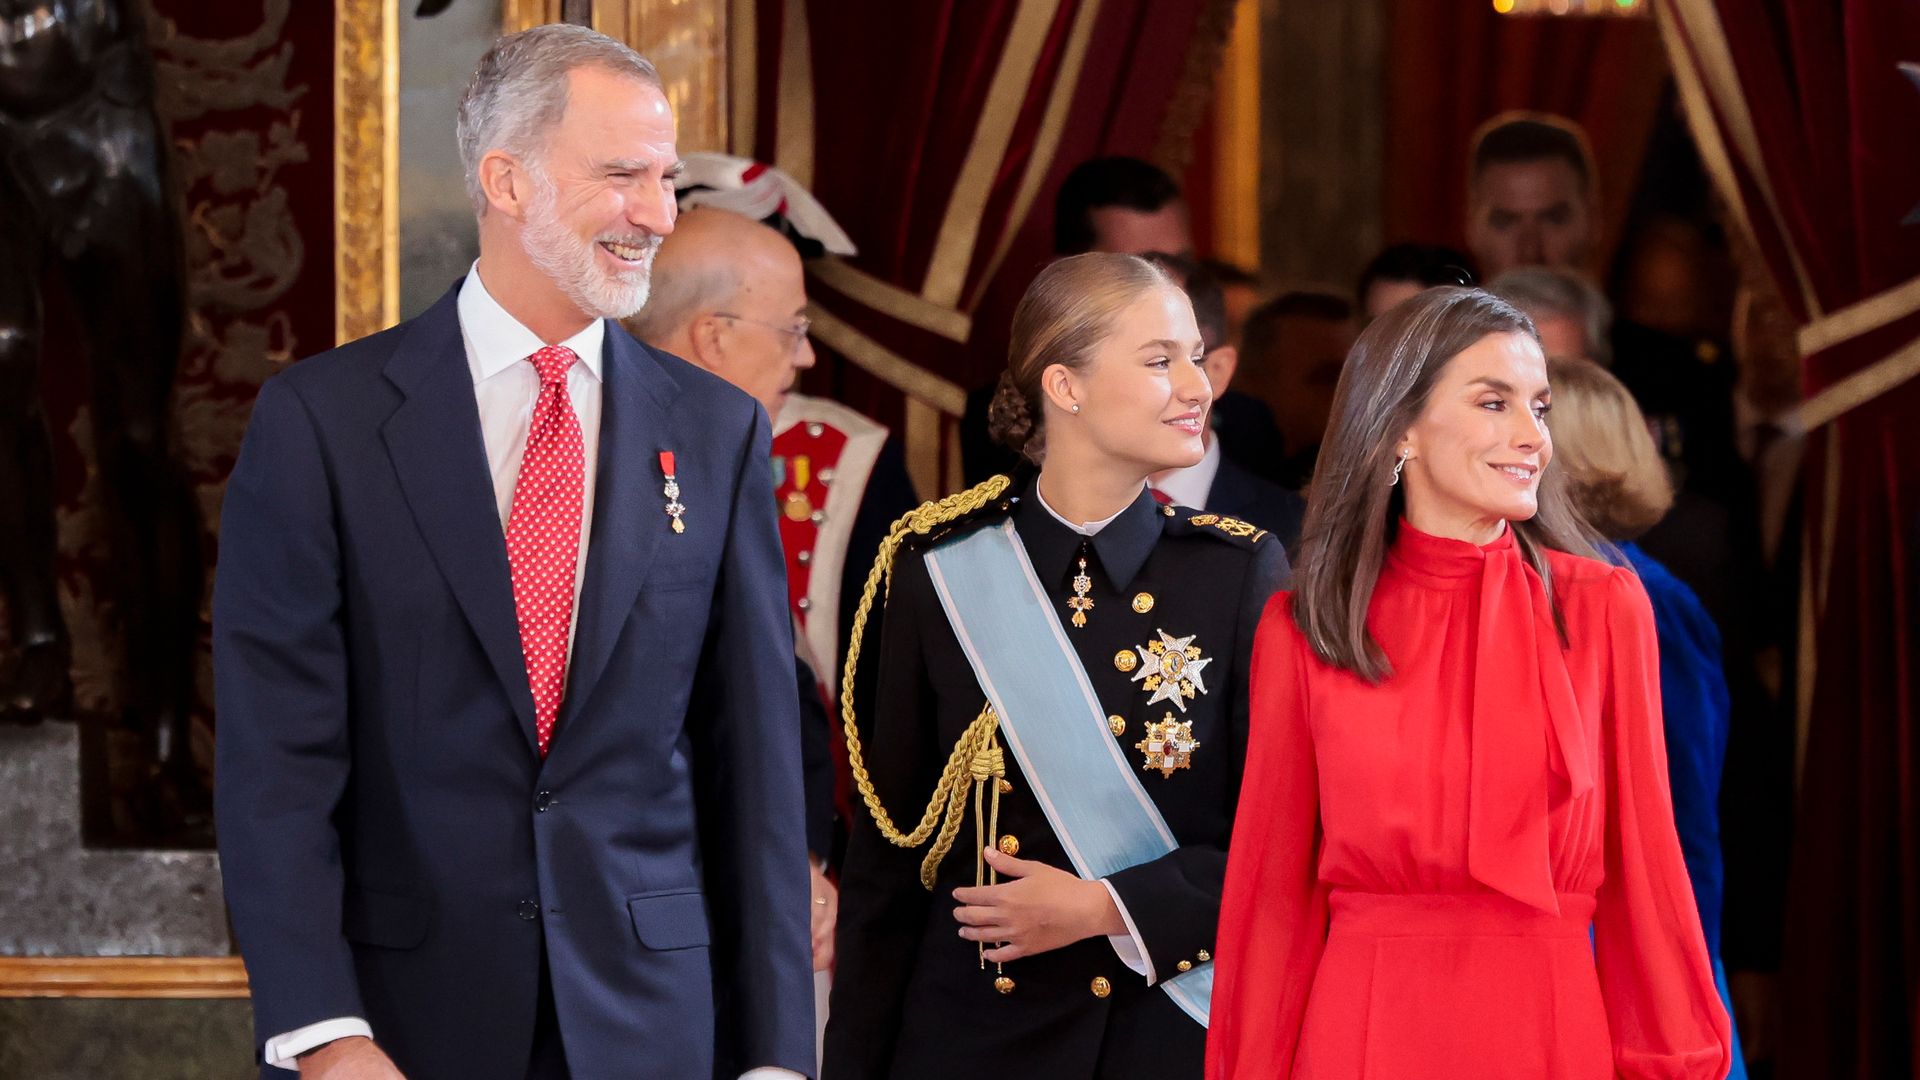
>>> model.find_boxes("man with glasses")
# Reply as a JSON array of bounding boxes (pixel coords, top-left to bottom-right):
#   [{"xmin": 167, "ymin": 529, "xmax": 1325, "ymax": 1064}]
[{"xmin": 627, "ymin": 205, "xmax": 918, "ymax": 975}]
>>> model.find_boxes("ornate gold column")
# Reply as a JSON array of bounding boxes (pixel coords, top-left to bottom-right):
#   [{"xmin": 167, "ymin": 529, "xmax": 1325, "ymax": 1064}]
[
  {"xmin": 336, "ymin": 0, "xmax": 400, "ymax": 344},
  {"xmin": 504, "ymin": 0, "xmax": 568, "ymax": 32},
  {"xmin": 591, "ymin": 0, "xmax": 731, "ymax": 153}
]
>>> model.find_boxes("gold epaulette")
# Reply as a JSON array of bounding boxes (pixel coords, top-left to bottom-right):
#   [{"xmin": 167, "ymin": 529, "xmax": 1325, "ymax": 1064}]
[
  {"xmin": 838, "ymin": 475, "xmax": 1012, "ymax": 890},
  {"xmin": 1181, "ymin": 512, "xmax": 1269, "ymax": 544}
]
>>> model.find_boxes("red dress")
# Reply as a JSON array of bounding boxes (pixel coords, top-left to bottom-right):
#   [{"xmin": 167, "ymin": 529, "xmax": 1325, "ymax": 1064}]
[{"xmin": 1206, "ymin": 523, "xmax": 1731, "ymax": 1079}]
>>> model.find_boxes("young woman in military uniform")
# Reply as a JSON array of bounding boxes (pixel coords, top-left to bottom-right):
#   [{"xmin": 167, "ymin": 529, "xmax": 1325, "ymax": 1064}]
[{"xmin": 822, "ymin": 253, "xmax": 1290, "ymax": 1079}]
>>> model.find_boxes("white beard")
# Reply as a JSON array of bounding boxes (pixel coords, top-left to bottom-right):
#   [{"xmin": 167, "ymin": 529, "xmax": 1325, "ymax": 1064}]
[{"xmin": 520, "ymin": 175, "xmax": 661, "ymax": 320}]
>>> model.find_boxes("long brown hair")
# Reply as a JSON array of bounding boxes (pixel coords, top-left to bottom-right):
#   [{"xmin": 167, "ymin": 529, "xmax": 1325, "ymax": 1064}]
[
  {"xmin": 1290, "ymin": 286, "xmax": 1601, "ymax": 681},
  {"xmin": 987, "ymin": 253, "xmax": 1176, "ymax": 463}
]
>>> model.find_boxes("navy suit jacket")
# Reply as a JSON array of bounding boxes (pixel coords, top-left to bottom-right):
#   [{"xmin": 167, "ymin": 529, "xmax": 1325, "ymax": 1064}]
[{"xmin": 213, "ymin": 284, "xmax": 815, "ymax": 1079}]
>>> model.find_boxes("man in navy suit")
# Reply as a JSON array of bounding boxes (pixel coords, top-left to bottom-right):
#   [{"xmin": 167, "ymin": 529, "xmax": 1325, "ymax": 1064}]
[{"xmin": 213, "ymin": 25, "xmax": 813, "ymax": 1080}]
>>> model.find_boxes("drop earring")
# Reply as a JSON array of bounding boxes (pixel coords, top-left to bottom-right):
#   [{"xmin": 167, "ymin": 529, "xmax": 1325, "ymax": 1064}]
[{"xmin": 1389, "ymin": 449, "xmax": 1410, "ymax": 486}]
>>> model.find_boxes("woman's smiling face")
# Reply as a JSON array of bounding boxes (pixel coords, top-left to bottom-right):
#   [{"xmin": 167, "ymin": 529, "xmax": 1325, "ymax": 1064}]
[{"xmin": 1397, "ymin": 330, "xmax": 1553, "ymax": 541}]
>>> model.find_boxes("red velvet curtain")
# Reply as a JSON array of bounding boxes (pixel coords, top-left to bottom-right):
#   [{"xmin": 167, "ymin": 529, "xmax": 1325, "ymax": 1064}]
[
  {"xmin": 1383, "ymin": 3, "xmax": 1670, "ymax": 272},
  {"xmin": 1655, "ymin": 1, "xmax": 1920, "ymax": 1075},
  {"xmin": 744, "ymin": 0, "xmax": 1226, "ymax": 492}
]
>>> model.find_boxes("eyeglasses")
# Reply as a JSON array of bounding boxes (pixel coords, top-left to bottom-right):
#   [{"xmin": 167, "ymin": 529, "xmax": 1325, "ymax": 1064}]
[{"xmin": 714, "ymin": 312, "xmax": 812, "ymax": 354}]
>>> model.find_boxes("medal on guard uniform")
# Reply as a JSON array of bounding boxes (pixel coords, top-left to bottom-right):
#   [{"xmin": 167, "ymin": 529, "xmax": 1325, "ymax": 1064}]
[
  {"xmin": 1136, "ymin": 713, "xmax": 1200, "ymax": 778},
  {"xmin": 659, "ymin": 451, "xmax": 686, "ymax": 533},
  {"xmin": 782, "ymin": 454, "xmax": 813, "ymax": 521},
  {"xmin": 1127, "ymin": 629, "xmax": 1211, "ymax": 711}
]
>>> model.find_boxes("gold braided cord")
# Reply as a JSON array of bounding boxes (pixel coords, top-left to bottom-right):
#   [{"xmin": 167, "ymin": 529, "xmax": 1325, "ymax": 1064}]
[{"xmin": 838, "ymin": 475, "xmax": 1014, "ymax": 889}]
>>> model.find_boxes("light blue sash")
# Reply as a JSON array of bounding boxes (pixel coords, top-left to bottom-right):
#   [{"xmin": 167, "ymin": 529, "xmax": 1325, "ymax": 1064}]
[{"xmin": 923, "ymin": 520, "xmax": 1212, "ymax": 1026}]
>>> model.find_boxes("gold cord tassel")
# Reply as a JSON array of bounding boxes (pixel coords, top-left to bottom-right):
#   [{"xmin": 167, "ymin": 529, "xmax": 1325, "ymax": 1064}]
[{"xmin": 837, "ymin": 476, "xmax": 1014, "ymax": 890}]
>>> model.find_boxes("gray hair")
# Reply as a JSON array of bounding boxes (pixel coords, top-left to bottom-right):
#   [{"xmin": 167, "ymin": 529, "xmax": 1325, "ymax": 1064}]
[
  {"xmin": 1488, "ymin": 266, "xmax": 1613, "ymax": 364},
  {"xmin": 456, "ymin": 24, "xmax": 663, "ymax": 216},
  {"xmin": 624, "ymin": 259, "xmax": 741, "ymax": 345}
]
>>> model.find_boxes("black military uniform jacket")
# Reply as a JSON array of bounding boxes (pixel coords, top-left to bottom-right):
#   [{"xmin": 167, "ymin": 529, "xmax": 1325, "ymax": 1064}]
[{"xmin": 824, "ymin": 479, "xmax": 1289, "ymax": 1080}]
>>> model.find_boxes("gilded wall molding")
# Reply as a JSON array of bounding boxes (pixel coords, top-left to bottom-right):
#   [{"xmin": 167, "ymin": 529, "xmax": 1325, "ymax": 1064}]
[
  {"xmin": 0, "ymin": 957, "xmax": 249, "ymax": 999},
  {"xmin": 593, "ymin": 0, "xmax": 731, "ymax": 154},
  {"xmin": 335, "ymin": 0, "xmax": 399, "ymax": 345},
  {"xmin": 505, "ymin": 0, "xmax": 568, "ymax": 33}
]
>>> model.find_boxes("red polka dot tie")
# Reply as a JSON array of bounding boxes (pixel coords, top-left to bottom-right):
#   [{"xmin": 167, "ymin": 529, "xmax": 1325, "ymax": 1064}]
[{"xmin": 505, "ymin": 345, "xmax": 585, "ymax": 756}]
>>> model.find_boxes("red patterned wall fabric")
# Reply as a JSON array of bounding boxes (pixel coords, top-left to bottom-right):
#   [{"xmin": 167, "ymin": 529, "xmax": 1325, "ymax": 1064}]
[{"xmin": 44, "ymin": 0, "xmax": 334, "ymax": 744}]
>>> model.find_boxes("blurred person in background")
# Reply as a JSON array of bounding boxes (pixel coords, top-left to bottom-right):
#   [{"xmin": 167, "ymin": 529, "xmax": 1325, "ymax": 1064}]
[
  {"xmin": 1465, "ymin": 113, "xmax": 1599, "ymax": 282},
  {"xmin": 1233, "ymin": 291, "xmax": 1357, "ymax": 490},
  {"xmin": 1546, "ymin": 356, "xmax": 1750, "ymax": 1079},
  {"xmin": 1488, "ymin": 266, "xmax": 1613, "ymax": 366},
  {"xmin": 1356, "ymin": 242, "xmax": 1476, "ymax": 324},
  {"xmin": 1198, "ymin": 257, "xmax": 1265, "ymax": 346}
]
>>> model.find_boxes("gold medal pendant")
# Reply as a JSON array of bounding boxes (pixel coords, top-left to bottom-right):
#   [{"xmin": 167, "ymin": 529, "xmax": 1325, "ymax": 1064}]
[
  {"xmin": 1126, "ymin": 629, "xmax": 1212, "ymax": 712},
  {"xmin": 1067, "ymin": 553, "xmax": 1094, "ymax": 628},
  {"xmin": 1136, "ymin": 713, "xmax": 1200, "ymax": 778}
]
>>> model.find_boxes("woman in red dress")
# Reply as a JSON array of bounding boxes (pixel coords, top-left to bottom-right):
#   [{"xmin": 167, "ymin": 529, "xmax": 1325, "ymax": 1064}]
[{"xmin": 1206, "ymin": 287, "xmax": 1731, "ymax": 1079}]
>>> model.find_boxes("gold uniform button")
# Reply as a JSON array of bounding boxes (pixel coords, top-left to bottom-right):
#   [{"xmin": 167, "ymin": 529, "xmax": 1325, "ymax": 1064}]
[
  {"xmin": 1114, "ymin": 649, "xmax": 1139, "ymax": 673},
  {"xmin": 1161, "ymin": 505, "xmax": 1176, "ymax": 517},
  {"xmin": 997, "ymin": 778, "xmax": 1014, "ymax": 794},
  {"xmin": 1176, "ymin": 960, "xmax": 1192, "ymax": 972},
  {"xmin": 1107, "ymin": 714, "xmax": 1126, "ymax": 736},
  {"xmin": 1131, "ymin": 592, "xmax": 1155, "ymax": 614},
  {"xmin": 994, "ymin": 976, "xmax": 1015, "ymax": 995},
  {"xmin": 1090, "ymin": 976, "xmax": 1112, "ymax": 999},
  {"xmin": 997, "ymin": 834, "xmax": 1020, "ymax": 856},
  {"xmin": 1196, "ymin": 950, "xmax": 1211, "ymax": 962}
]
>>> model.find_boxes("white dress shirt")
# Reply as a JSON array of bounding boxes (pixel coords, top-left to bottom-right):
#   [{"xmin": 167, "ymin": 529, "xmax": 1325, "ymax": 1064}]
[
  {"xmin": 1032, "ymin": 485, "xmax": 1160, "ymax": 984},
  {"xmin": 267, "ymin": 269, "xmax": 802, "ymax": 1079},
  {"xmin": 1148, "ymin": 435, "xmax": 1221, "ymax": 511}
]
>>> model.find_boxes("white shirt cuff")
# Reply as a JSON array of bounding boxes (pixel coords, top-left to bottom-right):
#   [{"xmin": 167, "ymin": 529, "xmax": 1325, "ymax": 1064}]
[
  {"xmin": 1100, "ymin": 878, "xmax": 1156, "ymax": 984},
  {"xmin": 264, "ymin": 1017, "xmax": 374, "ymax": 1070},
  {"xmin": 738, "ymin": 1070, "xmax": 808, "ymax": 1079}
]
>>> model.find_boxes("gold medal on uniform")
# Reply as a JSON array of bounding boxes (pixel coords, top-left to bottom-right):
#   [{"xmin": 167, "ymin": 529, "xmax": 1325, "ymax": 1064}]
[
  {"xmin": 1136, "ymin": 713, "xmax": 1200, "ymax": 778},
  {"xmin": 659, "ymin": 451, "xmax": 686, "ymax": 533},
  {"xmin": 1126, "ymin": 629, "xmax": 1211, "ymax": 711},
  {"xmin": 783, "ymin": 454, "xmax": 813, "ymax": 521},
  {"xmin": 1067, "ymin": 551, "xmax": 1094, "ymax": 628}
]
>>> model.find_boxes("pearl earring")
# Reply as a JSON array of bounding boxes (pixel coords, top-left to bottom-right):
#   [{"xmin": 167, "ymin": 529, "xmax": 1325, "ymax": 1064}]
[
  {"xmin": 1070, "ymin": 404, "xmax": 1080, "ymax": 414},
  {"xmin": 1389, "ymin": 449, "xmax": 1410, "ymax": 486}
]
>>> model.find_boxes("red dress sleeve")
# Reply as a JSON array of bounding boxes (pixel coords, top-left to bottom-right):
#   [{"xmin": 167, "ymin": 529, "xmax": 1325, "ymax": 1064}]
[
  {"xmin": 1592, "ymin": 568, "xmax": 1733, "ymax": 1079},
  {"xmin": 1206, "ymin": 593, "xmax": 1330, "ymax": 1079}
]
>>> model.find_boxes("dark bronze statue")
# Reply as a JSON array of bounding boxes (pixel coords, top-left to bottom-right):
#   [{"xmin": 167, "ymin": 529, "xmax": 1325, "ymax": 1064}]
[{"xmin": 0, "ymin": 0, "xmax": 205, "ymax": 824}]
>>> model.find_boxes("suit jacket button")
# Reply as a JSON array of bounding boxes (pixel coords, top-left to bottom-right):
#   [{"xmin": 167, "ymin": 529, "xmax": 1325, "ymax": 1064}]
[
  {"xmin": 1090, "ymin": 976, "xmax": 1111, "ymax": 999},
  {"xmin": 534, "ymin": 791, "xmax": 553, "ymax": 812},
  {"xmin": 518, "ymin": 900, "xmax": 540, "ymax": 921}
]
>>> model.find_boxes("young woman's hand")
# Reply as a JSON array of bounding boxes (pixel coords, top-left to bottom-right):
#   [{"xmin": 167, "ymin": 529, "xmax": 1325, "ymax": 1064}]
[{"xmin": 951, "ymin": 847, "xmax": 1127, "ymax": 961}]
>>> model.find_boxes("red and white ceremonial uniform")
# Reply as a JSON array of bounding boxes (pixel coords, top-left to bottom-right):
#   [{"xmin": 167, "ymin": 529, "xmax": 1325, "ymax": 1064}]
[{"xmin": 772, "ymin": 392, "xmax": 890, "ymax": 702}]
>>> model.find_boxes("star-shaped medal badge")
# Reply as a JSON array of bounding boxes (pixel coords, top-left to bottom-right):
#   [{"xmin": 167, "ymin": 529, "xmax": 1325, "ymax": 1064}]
[
  {"xmin": 1136, "ymin": 713, "xmax": 1200, "ymax": 778},
  {"xmin": 1127, "ymin": 629, "xmax": 1212, "ymax": 712}
]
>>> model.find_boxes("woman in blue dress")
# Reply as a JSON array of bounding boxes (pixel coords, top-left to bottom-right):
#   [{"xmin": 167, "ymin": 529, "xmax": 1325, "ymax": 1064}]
[{"xmin": 1545, "ymin": 356, "xmax": 1749, "ymax": 1079}]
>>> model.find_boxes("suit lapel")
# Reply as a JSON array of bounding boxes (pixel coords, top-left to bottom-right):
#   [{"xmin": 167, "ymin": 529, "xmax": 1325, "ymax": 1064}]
[
  {"xmin": 380, "ymin": 284, "xmax": 541, "ymax": 754},
  {"xmin": 557, "ymin": 326, "xmax": 681, "ymax": 735}
]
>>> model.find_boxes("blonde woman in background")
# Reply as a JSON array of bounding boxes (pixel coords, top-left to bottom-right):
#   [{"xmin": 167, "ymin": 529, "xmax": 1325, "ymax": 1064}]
[{"xmin": 1546, "ymin": 356, "xmax": 1750, "ymax": 1079}]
